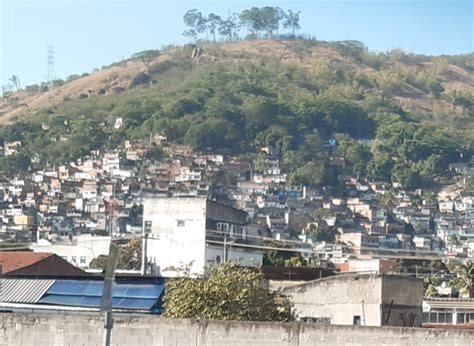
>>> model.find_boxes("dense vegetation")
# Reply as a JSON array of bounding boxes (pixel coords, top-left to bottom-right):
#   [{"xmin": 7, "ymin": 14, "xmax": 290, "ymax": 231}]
[
  {"xmin": 0, "ymin": 29, "xmax": 473, "ymax": 190},
  {"xmin": 164, "ymin": 262, "xmax": 292, "ymax": 321}
]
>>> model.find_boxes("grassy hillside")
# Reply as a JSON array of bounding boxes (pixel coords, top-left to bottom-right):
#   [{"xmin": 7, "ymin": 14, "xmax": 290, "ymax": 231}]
[
  {"xmin": 1, "ymin": 40, "xmax": 473, "ymax": 125},
  {"xmin": 0, "ymin": 39, "xmax": 473, "ymax": 188}
]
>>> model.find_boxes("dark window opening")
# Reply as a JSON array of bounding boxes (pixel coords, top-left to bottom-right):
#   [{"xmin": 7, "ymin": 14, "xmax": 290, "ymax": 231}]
[{"xmin": 353, "ymin": 316, "xmax": 361, "ymax": 326}]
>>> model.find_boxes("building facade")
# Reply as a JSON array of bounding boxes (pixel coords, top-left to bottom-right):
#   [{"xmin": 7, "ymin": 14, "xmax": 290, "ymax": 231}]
[
  {"xmin": 423, "ymin": 298, "xmax": 474, "ymax": 326},
  {"xmin": 142, "ymin": 197, "xmax": 264, "ymax": 277},
  {"xmin": 283, "ymin": 274, "xmax": 423, "ymax": 327}
]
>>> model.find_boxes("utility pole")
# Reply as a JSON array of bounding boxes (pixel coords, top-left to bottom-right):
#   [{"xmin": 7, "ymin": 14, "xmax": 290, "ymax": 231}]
[
  {"xmin": 100, "ymin": 243, "xmax": 119, "ymax": 346},
  {"xmin": 141, "ymin": 233, "xmax": 149, "ymax": 276},
  {"xmin": 223, "ymin": 235, "xmax": 227, "ymax": 263},
  {"xmin": 0, "ymin": 265, "xmax": 3, "ymax": 302}
]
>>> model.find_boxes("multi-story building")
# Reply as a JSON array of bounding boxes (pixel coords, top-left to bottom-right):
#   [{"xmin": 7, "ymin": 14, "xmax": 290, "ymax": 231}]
[{"xmin": 142, "ymin": 196, "xmax": 264, "ymax": 277}]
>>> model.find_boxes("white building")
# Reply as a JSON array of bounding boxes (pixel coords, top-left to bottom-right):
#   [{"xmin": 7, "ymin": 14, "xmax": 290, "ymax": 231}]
[
  {"xmin": 142, "ymin": 196, "xmax": 264, "ymax": 277},
  {"xmin": 31, "ymin": 235, "xmax": 111, "ymax": 269},
  {"xmin": 103, "ymin": 152, "xmax": 120, "ymax": 173},
  {"xmin": 423, "ymin": 298, "xmax": 474, "ymax": 326}
]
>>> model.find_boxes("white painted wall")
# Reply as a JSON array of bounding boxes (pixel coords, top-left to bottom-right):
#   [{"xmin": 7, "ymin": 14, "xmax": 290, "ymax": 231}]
[
  {"xmin": 143, "ymin": 198, "xmax": 207, "ymax": 277},
  {"xmin": 30, "ymin": 235, "xmax": 111, "ymax": 268}
]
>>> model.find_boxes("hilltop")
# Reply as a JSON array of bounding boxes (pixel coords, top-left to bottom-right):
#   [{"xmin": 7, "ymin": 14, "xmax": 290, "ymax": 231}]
[
  {"xmin": 0, "ymin": 39, "xmax": 473, "ymax": 189},
  {"xmin": 1, "ymin": 40, "xmax": 473, "ymax": 126}
]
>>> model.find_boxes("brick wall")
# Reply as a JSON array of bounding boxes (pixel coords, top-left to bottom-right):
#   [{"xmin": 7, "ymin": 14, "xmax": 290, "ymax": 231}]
[{"xmin": 0, "ymin": 313, "xmax": 472, "ymax": 346}]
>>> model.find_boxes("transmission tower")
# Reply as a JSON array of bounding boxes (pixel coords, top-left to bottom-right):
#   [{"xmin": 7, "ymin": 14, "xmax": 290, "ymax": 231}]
[{"xmin": 46, "ymin": 45, "xmax": 56, "ymax": 86}]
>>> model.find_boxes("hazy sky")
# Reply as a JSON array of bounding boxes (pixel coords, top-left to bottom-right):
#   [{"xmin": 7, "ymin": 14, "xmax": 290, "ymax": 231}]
[{"xmin": 1, "ymin": 0, "xmax": 473, "ymax": 87}]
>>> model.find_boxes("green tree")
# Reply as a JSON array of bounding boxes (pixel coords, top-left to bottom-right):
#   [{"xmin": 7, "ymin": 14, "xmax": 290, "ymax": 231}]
[
  {"xmin": 183, "ymin": 9, "xmax": 207, "ymax": 40},
  {"xmin": 240, "ymin": 7, "xmax": 264, "ymax": 38},
  {"xmin": 206, "ymin": 13, "xmax": 222, "ymax": 42},
  {"xmin": 452, "ymin": 90, "xmax": 473, "ymax": 114},
  {"xmin": 282, "ymin": 9, "xmax": 301, "ymax": 36},
  {"xmin": 423, "ymin": 275, "xmax": 441, "ymax": 297},
  {"xmin": 218, "ymin": 13, "xmax": 240, "ymax": 41},
  {"xmin": 9, "ymin": 75, "xmax": 20, "ymax": 91},
  {"xmin": 289, "ymin": 161, "xmax": 326, "ymax": 186},
  {"xmin": 89, "ymin": 255, "xmax": 108, "ymax": 270},
  {"xmin": 164, "ymin": 262, "xmax": 292, "ymax": 321},
  {"xmin": 392, "ymin": 163, "xmax": 421, "ymax": 190},
  {"xmin": 0, "ymin": 151, "xmax": 31, "ymax": 173},
  {"xmin": 426, "ymin": 78, "xmax": 444, "ymax": 111},
  {"xmin": 89, "ymin": 238, "xmax": 141, "ymax": 270},
  {"xmin": 449, "ymin": 262, "xmax": 474, "ymax": 298},
  {"xmin": 284, "ymin": 255, "xmax": 305, "ymax": 267}
]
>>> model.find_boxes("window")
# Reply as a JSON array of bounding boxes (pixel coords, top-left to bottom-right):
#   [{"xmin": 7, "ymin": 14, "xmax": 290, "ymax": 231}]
[
  {"xmin": 71, "ymin": 256, "xmax": 77, "ymax": 263},
  {"xmin": 353, "ymin": 316, "xmax": 361, "ymax": 326},
  {"xmin": 177, "ymin": 220, "xmax": 185, "ymax": 227},
  {"xmin": 438, "ymin": 313, "xmax": 446, "ymax": 323},
  {"xmin": 422, "ymin": 313, "xmax": 429, "ymax": 323},
  {"xmin": 235, "ymin": 227, "xmax": 241, "ymax": 236},
  {"xmin": 457, "ymin": 314, "xmax": 465, "ymax": 324},
  {"xmin": 145, "ymin": 221, "xmax": 152, "ymax": 234},
  {"xmin": 80, "ymin": 256, "xmax": 86, "ymax": 265}
]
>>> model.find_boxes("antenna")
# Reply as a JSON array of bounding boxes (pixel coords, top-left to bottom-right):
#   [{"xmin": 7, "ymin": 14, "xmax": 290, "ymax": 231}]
[{"xmin": 46, "ymin": 45, "xmax": 56, "ymax": 86}]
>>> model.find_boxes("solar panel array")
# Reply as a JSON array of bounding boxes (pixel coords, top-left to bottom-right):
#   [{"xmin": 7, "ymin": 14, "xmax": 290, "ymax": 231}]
[{"xmin": 39, "ymin": 280, "xmax": 165, "ymax": 311}]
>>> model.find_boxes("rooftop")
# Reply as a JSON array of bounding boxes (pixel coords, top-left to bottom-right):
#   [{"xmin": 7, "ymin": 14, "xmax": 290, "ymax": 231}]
[{"xmin": 0, "ymin": 252, "xmax": 52, "ymax": 274}]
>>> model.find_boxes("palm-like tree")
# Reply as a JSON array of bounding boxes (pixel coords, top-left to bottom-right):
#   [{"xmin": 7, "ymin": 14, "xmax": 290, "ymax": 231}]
[{"xmin": 9, "ymin": 75, "xmax": 20, "ymax": 91}]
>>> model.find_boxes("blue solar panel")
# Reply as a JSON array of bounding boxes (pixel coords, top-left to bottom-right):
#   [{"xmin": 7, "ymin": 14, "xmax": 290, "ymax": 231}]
[
  {"xmin": 40, "ymin": 280, "xmax": 165, "ymax": 311},
  {"xmin": 113, "ymin": 298, "xmax": 157, "ymax": 310},
  {"xmin": 39, "ymin": 295, "xmax": 157, "ymax": 310},
  {"xmin": 40, "ymin": 295, "xmax": 86, "ymax": 306},
  {"xmin": 47, "ymin": 280, "xmax": 164, "ymax": 299}
]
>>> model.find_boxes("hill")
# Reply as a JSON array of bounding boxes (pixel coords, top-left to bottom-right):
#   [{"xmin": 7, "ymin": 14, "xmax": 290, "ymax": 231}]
[
  {"xmin": 0, "ymin": 39, "xmax": 473, "ymax": 189},
  {"xmin": 1, "ymin": 40, "xmax": 473, "ymax": 125}
]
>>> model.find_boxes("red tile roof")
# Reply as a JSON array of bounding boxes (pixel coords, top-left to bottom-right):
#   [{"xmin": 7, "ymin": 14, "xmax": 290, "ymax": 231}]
[{"xmin": 0, "ymin": 252, "xmax": 53, "ymax": 274}]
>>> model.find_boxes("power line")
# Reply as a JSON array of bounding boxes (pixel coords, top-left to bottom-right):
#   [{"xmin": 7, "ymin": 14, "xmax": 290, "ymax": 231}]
[
  {"xmin": 204, "ymin": 229, "xmax": 446, "ymax": 258},
  {"xmin": 131, "ymin": 228, "xmax": 446, "ymax": 261}
]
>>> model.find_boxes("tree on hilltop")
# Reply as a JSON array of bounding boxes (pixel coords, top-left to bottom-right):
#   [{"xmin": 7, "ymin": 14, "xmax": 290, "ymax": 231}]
[
  {"xmin": 283, "ymin": 9, "xmax": 301, "ymax": 36},
  {"xmin": 183, "ymin": 9, "xmax": 207, "ymax": 41}
]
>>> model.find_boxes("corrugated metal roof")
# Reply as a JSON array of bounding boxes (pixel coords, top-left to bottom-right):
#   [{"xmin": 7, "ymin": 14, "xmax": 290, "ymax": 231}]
[{"xmin": 0, "ymin": 278, "xmax": 55, "ymax": 303}]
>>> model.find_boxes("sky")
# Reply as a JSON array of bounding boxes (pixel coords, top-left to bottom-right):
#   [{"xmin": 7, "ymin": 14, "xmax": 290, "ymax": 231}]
[{"xmin": 1, "ymin": 0, "xmax": 473, "ymax": 87}]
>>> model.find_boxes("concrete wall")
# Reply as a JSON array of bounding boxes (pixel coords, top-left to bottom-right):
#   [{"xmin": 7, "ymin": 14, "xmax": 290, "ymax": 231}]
[
  {"xmin": 283, "ymin": 274, "xmax": 424, "ymax": 328},
  {"xmin": 0, "ymin": 314, "xmax": 472, "ymax": 346},
  {"xmin": 283, "ymin": 275, "xmax": 383, "ymax": 326},
  {"xmin": 381, "ymin": 275, "xmax": 424, "ymax": 327},
  {"xmin": 205, "ymin": 245, "xmax": 263, "ymax": 267},
  {"xmin": 206, "ymin": 199, "xmax": 248, "ymax": 224}
]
